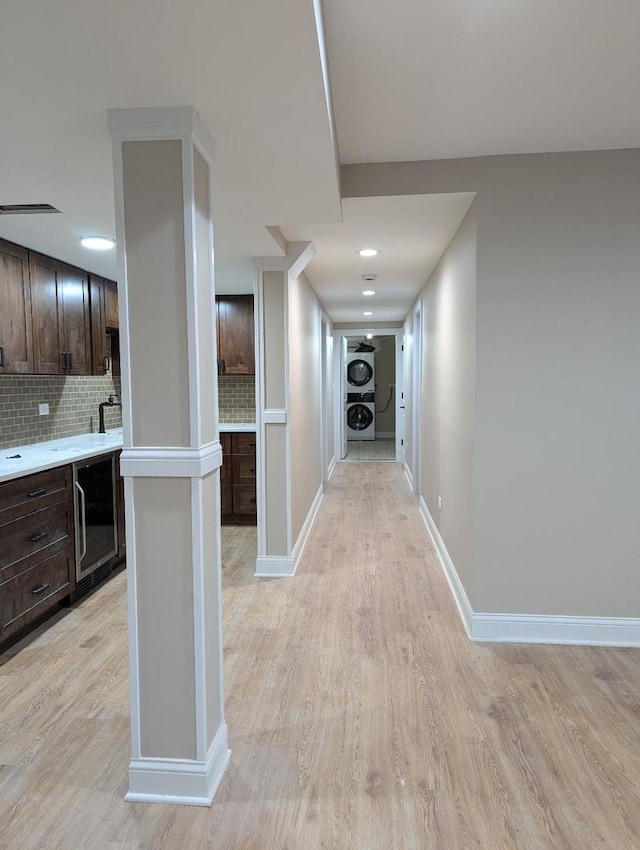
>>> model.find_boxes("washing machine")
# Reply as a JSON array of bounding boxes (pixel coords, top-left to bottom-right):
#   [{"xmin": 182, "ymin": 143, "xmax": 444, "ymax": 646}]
[
  {"xmin": 345, "ymin": 392, "xmax": 376, "ymax": 440},
  {"xmin": 346, "ymin": 352, "xmax": 375, "ymax": 393}
]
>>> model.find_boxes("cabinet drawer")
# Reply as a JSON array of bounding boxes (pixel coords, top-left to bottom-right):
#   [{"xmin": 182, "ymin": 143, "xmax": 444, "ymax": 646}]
[
  {"xmin": 232, "ymin": 455, "xmax": 257, "ymax": 486},
  {"xmin": 0, "ymin": 466, "xmax": 73, "ymax": 524},
  {"xmin": 232, "ymin": 432, "xmax": 256, "ymax": 455},
  {"xmin": 232, "ymin": 485, "xmax": 257, "ymax": 515},
  {"xmin": 0, "ymin": 500, "xmax": 73, "ymax": 575},
  {"xmin": 0, "ymin": 546, "xmax": 72, "ymax": 638}
]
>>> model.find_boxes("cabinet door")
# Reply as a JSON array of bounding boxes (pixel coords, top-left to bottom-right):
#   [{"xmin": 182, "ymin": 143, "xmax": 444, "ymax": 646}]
[
  {"xmin": 89, "ymin": 275, "xmax": 107, "ymax": 375},
  {"xmin": 217, "ymin": 295, "xmax": 254, "ymax": 375},
  {"xmin": 0, "ymin": 240, "xmax": 33, "ymax": 373},
  {"xmin": 30, "ymin": 252, "xmax": 65, "ymax": 374},
  {"xmin": 60, "ymin": 264, "xmax": 91, "ymax": 374},
  {"xmin": 104, "ymin": 280, "xmax": 119, "ymax": 330}
]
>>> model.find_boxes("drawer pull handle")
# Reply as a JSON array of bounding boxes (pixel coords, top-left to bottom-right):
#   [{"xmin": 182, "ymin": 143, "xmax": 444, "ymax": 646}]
[
  {"xmin": 249, "ymin": 442, "xmax": 256, "ymax": 447},
  {"xmin": 32, "ymin": 583, "xmax": 51, "ymax": 595},
  {"xmin": 27, "ymin": 487, "xmax": 47, "ymax": 498},
  {"xmin": 249, "ymin": 467, "xmax": 256, "ymax": 473},
  {"xmin": 29, "ymin": 532, "xmax": 49, "ymax": 543}
]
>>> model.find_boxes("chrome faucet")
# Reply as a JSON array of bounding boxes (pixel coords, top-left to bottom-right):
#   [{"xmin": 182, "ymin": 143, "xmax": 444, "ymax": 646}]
[{"xmin": 98, "ymin": 395, "xmax": 122, "ymax": 433}]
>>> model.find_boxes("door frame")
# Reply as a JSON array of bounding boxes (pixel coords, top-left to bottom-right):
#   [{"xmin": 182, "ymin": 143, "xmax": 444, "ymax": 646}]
[{"xmin": 333, "ymin": 327, "xmax": 405, "ymax": 463}]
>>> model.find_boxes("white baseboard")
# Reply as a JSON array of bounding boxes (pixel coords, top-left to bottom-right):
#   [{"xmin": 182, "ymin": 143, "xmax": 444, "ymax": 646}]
[
  {"xmin": 254, "ymin": 484, "xmax": 324, "ymax": 579},
  {"xmin": 254, "ymin": 555, "xmax": 294, "ymax": 577},
  {"xmin": 419, "ymin": 497, "xmax": 473, "ymax": 638},
  {"xmin": 472, "ymin": 613, "xmax": 640, "ymax": 646},
  {"xmin": 418, "ymin": 497, "xmax": 640, "ymax": 647},
  {"xmin": 126, "ymin": 722, "xmax": 230, "ymax": 806},
  {"xmin": 403, "ymin": 463, "xmax": 414, "ymax": 491},
  {"xmin": 327, "ymin": 455, "xmax": 336, "ymax": 481},
  {"xmin": 290, "ymin": 483, "xmax": 323, "ymax": 572}
]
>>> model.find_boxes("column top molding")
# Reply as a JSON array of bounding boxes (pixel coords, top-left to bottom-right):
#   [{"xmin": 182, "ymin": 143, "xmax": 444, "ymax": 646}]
[{"xmin": 107, "ymin": 105, "xmax": 215, "ymax": 163}]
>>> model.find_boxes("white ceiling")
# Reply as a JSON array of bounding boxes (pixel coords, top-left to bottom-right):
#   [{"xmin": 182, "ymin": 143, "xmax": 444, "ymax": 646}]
[
  {"xmin": 323, "ymin": 0, "xmax": 640, "ymax": 163},
  {"xmin": 1, "ymin": 1, "xmax": 639, "ymax": 323},
  {"xmin": 0, "ymin": 0, "xmax": 340, "ymax": 280},
  {"xmin": 281, "ymin": 193, "xmax": 475, "ymax": 323}
]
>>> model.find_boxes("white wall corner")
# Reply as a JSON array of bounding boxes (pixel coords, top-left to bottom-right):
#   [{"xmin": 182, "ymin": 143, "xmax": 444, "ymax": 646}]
[
  {"xmin": 125, "ymin": 722, "xmax": 230, "ymax": 807},
  {"xmin": 287, "ymin": 241, "xmax": 316, "ymax": 280}
]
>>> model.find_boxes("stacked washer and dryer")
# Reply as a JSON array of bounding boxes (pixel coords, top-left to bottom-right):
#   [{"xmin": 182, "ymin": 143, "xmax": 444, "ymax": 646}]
[{"xmin": 345, "ymin": 352, "xmax": 375, "ymax": 440}]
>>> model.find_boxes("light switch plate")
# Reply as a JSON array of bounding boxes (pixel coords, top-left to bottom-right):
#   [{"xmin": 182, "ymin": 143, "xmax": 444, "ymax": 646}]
[{"xmin": 39, "ymin": 403, "xmax": 49, "ymax": 416}]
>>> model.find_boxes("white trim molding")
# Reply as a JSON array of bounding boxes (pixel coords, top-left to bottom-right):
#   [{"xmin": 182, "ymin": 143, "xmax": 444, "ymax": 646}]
[
  {"xmin": 254, "ymin": 556, "xmax": 295, "ymax": 578},
  {"xmin": 418, "ymin": 497, "xmax": 640, "ymax": 648},
  {"xmin": 120, "ymin": 442, "xmax": 223, "ymax": 478},
  {"xmin": 264, "ymin": 409, "xmax": 287, "ymax": 424},
  {"xmin": 126, "ymin": 723, "xmax": 230, "ymax": 807}
]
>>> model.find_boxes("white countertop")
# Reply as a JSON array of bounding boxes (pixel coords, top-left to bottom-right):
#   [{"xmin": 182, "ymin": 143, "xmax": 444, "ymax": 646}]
[
  {"xmin": 0, "ymin": 425, "xmax": 256, "ymax": 483},
  {"xmin": 0, "ymin": 429, "xmax": 124, "ymax": 484}
]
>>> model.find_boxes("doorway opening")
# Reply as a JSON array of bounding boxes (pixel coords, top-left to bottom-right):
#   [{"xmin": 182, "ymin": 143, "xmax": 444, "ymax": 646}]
[{"xmin": 334, "ymin": 329, "xmax": 404, "ymax": 463}]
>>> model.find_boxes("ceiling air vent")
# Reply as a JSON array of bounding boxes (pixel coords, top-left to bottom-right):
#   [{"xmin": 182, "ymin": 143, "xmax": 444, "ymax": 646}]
[{"xmin": 0, "ymin": 203, "xmax": 61, "ymax": 215}]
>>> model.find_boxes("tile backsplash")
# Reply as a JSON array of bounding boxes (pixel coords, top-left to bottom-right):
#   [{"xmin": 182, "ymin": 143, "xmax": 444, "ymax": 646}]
[
  {"xmin": 0, "ymin": 371, "xmax": 253, "ymax": 450},
  {"xmin": 218, "ymin": 375, "xmax": 255, "ymax": 423},
  {"xmin": 0, "ymin": 372, "xmax": 122, "ymax": 450}
]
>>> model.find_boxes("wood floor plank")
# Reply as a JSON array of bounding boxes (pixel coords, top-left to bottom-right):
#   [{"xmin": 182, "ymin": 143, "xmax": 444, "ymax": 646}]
[{"xmin": 1, "ymin": 462, "xmax": 640, "ymax": 848}]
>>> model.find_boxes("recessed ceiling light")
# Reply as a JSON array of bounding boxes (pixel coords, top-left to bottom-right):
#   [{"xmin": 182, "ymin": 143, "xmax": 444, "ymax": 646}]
[
  {"xmin": 80, "ymin": 236, "xmax": 115, "ymax": 251},
  {"xmin": 363, "ymin": 311, "xmax": 373, "ymax": 316},
  {"xmin": 358, "ymin": 248, "xmax": 378, "ymax": 258},
  {"xmin": 362, "ymin": 290, "xmax": 376, "ymax": 296}
]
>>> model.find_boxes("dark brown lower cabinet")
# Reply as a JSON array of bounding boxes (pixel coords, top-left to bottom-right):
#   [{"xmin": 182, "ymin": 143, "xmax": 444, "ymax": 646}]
[
  {"xmin": 0, "ymin": 466, "xmax": 75, "ymax": 648},
  {"xmin": 220, "ymin": 431, "xmax": 257, "ymax": 525}
]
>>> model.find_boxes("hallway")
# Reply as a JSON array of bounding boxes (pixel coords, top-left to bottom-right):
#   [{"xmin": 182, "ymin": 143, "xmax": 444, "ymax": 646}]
[{"xmin": 1, "ymin": 463, "xmax": 640, "ymax": 848}]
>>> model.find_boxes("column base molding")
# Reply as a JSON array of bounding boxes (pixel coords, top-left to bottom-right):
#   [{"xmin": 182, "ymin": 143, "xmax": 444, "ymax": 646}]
[
  {"xmin": 125, "ymin": 723, "xmax": 230, "ymax": 807},
  {"xmin": 254, "ymin": 484, "xmax": 323, "ymax": 578}
]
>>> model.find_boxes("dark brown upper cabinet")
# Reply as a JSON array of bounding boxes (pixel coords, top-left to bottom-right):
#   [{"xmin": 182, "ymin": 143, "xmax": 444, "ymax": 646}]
[
  {"xmin": 105, "ymin": 280, "xmax": 119, "ymax": 330},
  {"xmin": 30, "ymin": 252, "xmax": 92, "ymax": 375},
  {"xmin": 0, "ymin": 239, "xmax": 33, "ymax": 373},
  {"xmin": 216, "ymin": 295, "xmax": 254, "ymax": 376},
  {"xmin": 89, "ymin": 275, "xmax": 108, "ymax": 375}
]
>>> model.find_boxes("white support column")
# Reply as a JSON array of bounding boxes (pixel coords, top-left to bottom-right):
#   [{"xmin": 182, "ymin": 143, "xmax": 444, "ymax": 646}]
[
  {"xmin": 108, "ymin": 106, "xmax": 229, "ymax": 806},
  {"xmin": 254, "ymin": 243, "xmax": 314, "ymax": 578},
  {"xmin": 255, "ymin": 260, "xmax": 292, "ymax": 576}
]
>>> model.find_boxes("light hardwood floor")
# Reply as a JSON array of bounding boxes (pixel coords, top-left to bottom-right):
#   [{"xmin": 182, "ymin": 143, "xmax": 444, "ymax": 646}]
[{"xmin": 2, "ymin": 462, "xmax": 640, "ymax": 848}]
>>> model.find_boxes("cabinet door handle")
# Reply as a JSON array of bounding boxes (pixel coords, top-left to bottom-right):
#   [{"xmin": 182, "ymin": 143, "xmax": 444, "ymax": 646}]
[
  {"xmin": 29, "ymin": 532, "xmax": 49, "ymax": 543},
  {"xmin": 27, "ymin": 487, "xmax": 47, "ymax": 498},
  {"xmin": 32, "ymin": 583, "xmax": 51, "ymax": 595},
  {"xmin": 0, "ymin": 346, "xmax": 5, "ymax": 368},
  {"xmin": 249, "ymin": 468, "xmax": 256, "ymax": 473},
  {"xmin": 68, "ymin": 352, "xmax": 73, "ymax": 372},
  {"xmin": 249, "ymin": 442, "xmax": 256, "ymax": 448}
]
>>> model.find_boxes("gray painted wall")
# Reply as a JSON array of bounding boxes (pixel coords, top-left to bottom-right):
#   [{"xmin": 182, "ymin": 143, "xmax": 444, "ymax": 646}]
[
  {"xmin": 289, "ymin": 272, "xmax": 323, "ymax": 542},
  {"xmin": 345, "ymin": 149, "xmax": 640, "ymax": 618},
  {"xmin": 420, "ymin": 203, "xmax": 477, "ymax": 606}
]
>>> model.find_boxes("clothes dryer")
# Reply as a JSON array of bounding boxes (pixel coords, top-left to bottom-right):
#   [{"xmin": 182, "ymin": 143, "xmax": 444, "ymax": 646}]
[{"xmin": 346, "ymin": 352, "xmax": 374, "ymax": 393}]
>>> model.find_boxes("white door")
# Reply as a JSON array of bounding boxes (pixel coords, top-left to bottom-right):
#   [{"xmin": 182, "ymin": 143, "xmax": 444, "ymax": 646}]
[{"xmin": 341, "ymin": 336, "xmax": 348, "ymax": 459}]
